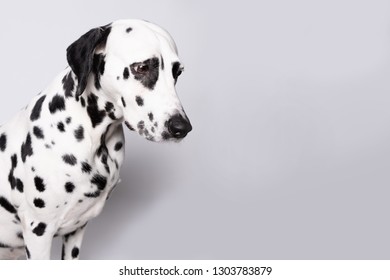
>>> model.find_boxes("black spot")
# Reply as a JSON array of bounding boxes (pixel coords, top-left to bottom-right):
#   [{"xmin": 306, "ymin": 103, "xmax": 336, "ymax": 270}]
[
  {"xmin": 33, "ymin": 198, "xmax": 45, "ymax": 208},
  {"xmin": 130, "ymin": 57, "xmax": 160, "ymax": 90},
  {"xmin": 123, "ymin": 67, "xmax": 130, "ymax": 79},
  {"xmin": 146, "ymin": 135, "xmax": 155, "ymax": 141},
  {"xmin": 8, "ymin": 154, "xmax": 18, "ymax": 190},
  {"xmin": 148, "ymin": 112, "xmax": 154, "ymax": 121},
  {"xmin": 101, "ymin": 154, "xmax": 107, "ymax": 165},
  {"xmin": 33, "ymin": 126, "xmax": 44, "ymax": 139},
  {"xmin": 92, "ymin": 54, "xmax": 106, "ymax": 90},
  {"xmin": 32, "ymin": 222, "xmax": 46, "ymax": 236},
  {"xmin": 97, "ymin": 134, "xmax": 109, "ymax": 157},
  {"xmin": 114, "ymin": 142, "xmax": 123, "ymax": 151},
  {"xmin": 91, "ymin": 174, "xmax": 107, "ymax": 190},
  {"xmin": 34, "ymin": 176, "xmax": 46, "ymax": 192},
  {"xmin": 62, "ymin": 154, "xmax": 77, "ymax": 166},
  {"xmin": 125, "ymin": 121, "xmax": 135, "ymax": 131},
  {"xmin": 57, "ymin": 122, "xmax": 65, "ymax": 132},
  {"xmin": 66, "ymin": 117, "xmax": 72, "ymax": 124},
  {"xmin": 74, "ymin": 126, "xmax": 84, "ymax": 141},
  {"xmin": 49, "ymin": 94, "xmax": 66, "ymax": 114},
  {"xmin": 21, "ymin": 133, "xmax": 33, "ymax": 163},
  {"xmin": 108, "ymin": 112, "xmax": 116, "ymax": 120},
  {"xmin": 71, "ymin": 247, "xmax": 79, "ymax": 258},
  {"xmin": 84, "ymin": 190, "xmax": 101, "ymax": 198},
  {"xmin": 126, "ymin": 27, "xmax": 132, "ymax": 33},
  {"xmin": 0, "ymin": 196, "xmax": 16, "ymax": 214},
  {"xmin": 30, "ymin": 95, "xmax": 46, "ymax": 121},
  {"xmin": 0, "ymin": 133, "xmax": 6, "ymax": 151},
  {"xmin": 135, "ymin": 96, "xmax": 144, "ymax": 106},
  {"xmin": 11, "ymin": 154, "xmax": 17, "ymax": 168},
  {"xmin": 17, "ymin": 232, "xmax": 24, "ymax": 240},
  {"xmin": 0, "ymin": 242, "xmax": 12, "ymax": 248},
  {"xmin": 161, "ymin": 55, "xmax": 164, "ymax": 70},
  {"xmin": 81, "ymin": 161, "xmax": 92, "ymax": 173},
  {"xmin": 87, "ymin": 93, "xmax": 106, "ymax": 128},
  {"xmin": 162, "ymin": 131, "xmax": 170, "ymax": 140},
  {"xmin": 172, "ymin": 61, "xmax": 183, "ymax": 83},
  {"xmin": 16, "ymin": 179, "xmax": 24, "ymax": 193},
  {"xmin": 80, "ymin": 97, "xmax": 86, "ymax": 107},
  {"xmin": 137, "ymin": 121, "xmax": 145, "ymax": 130},
  {"xmin": 65, "ymin": 182, "xmax": 75, "ymax": 193},
  {"xmin": 154, "ymin": 121, "xmax": 158, "ymax": 127},
  {"xmin": 105, "ymin": 102, "xmax": 114, "ymax": 112},
  {"xmin": 25, "ymin": 246, "xmax": 31, "ymax": 259},
  {"xmin": 121, "ymin": 97, "xmax": 126, "ymax": 107},
  {"xmin": 62, "ymin": 72, "xmax": 75, "ymax": 98},
  {"xmin": 101, "ymin": 154, "xmax": 110, "ymax": 173}
]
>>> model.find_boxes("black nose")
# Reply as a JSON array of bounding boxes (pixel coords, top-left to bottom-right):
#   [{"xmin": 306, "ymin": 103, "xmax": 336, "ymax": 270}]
[{"xmin": 168, "ymin": 114, "xmax": 192, "ymax": 139}]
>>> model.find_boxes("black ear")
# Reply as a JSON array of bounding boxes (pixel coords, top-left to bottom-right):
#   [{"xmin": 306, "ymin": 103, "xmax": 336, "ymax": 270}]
[{"xmin": 66, "ymin": 24, "xmax": 111, "ymax": 97}]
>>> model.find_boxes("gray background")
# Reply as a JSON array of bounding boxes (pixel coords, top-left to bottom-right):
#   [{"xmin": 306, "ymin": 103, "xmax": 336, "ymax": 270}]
[{"xmin": 0, "ymin": 0, "xmax": 389, "ymax": 259}]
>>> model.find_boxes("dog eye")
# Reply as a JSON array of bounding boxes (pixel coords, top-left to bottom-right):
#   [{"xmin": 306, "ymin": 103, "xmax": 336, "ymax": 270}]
[
  {"xmin": 135, "ymin": 64, "xmax": 149, "ymax": 74},
  {"xmin": 172, "ymin": 62, "xmax": 184, "ymax": 81}
]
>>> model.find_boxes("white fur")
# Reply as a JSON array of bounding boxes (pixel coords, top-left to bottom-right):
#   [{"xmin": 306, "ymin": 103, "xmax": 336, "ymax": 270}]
[{"xmin": 0, "ymin": 19, "xmax": 189, "ymax": 259}]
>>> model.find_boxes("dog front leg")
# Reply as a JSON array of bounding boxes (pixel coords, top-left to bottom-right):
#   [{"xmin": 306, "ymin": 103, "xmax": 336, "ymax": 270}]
[
  {"xmin": 61, "ymin": 223, "xmax": 87, "ymax": 260},
  {"xmin": 21, "ymin": 219, "xmax": 55, "ymax": 260}
]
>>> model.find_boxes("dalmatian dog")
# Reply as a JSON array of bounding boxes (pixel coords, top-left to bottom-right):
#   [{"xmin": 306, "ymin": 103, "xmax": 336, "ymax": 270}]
[{"xmin": 0, "ymin": 19, "xmax": 192, "ymax": 260}]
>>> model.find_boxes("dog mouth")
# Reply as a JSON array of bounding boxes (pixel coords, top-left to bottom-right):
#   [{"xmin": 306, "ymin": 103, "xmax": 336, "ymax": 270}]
[{"xmin": 124, "ymin": 117, "xmax": 192, "ymax": 142}]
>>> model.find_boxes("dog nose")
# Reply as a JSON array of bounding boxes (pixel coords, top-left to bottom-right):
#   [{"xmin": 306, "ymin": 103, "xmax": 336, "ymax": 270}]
[{"xmin": 168, "ymin": 114, "xmax": 192, "ymax": 139}]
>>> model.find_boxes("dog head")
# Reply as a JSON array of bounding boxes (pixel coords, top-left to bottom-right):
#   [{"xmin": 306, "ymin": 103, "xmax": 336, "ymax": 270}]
[{"xmin": 66, "ymin": 19, "xmax": 192, "ymax": 142}]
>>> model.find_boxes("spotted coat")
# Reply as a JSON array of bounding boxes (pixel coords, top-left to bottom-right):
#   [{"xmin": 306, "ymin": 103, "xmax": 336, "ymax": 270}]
[{"xmin": 0, "ymin": 19, "xmax": 192, "ymax": 260}]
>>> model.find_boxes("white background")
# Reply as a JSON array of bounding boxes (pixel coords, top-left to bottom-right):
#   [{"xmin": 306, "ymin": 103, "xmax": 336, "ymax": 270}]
[{"xmin": 0, "ymin": 0, "xmax": 390, "ymax": 259}]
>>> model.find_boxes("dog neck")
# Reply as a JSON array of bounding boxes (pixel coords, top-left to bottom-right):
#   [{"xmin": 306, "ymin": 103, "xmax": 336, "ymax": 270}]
[{"xmin": 59, "ymin": 68, "xmax": 124, "ymax": 157}]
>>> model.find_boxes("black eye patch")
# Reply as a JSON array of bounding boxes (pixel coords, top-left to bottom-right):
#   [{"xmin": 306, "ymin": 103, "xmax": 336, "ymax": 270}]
[
  {"xmin": 130, "ymin": 57, "xmax": 159, "ymax": 90},
  {"xmin": 172, "ymin": 62, "xmax": 183, "ymax": 83}
]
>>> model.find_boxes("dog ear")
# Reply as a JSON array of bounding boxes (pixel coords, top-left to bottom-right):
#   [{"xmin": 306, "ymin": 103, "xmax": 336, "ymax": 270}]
[{"xmin": 66, "ymin": 24, "xmax": 111, "ymax": 97}]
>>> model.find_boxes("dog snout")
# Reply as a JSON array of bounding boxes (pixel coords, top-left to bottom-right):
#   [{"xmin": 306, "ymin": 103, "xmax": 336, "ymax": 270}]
[{"xmin": 167, "ymin": 114, "xmax": 192, "ymax": 139}]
